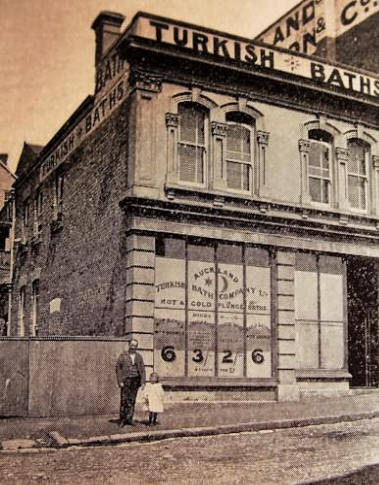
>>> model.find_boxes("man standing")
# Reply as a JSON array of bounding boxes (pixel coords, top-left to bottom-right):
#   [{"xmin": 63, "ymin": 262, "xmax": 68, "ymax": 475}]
[{"xmin": 116, "ymin": 339, "xmax": 146, "ymax": 426}]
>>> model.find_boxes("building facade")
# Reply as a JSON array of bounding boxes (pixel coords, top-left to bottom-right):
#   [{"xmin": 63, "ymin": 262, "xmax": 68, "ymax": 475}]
[{"xmin": 7, "ymin": 10, "xmax": 379, "ymax": 405}]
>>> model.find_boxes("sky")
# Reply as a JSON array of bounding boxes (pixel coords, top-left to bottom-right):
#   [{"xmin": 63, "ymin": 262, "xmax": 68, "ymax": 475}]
[{"xmin": 0, "ymin": 0, "xmax": 300, "ymax": 172}]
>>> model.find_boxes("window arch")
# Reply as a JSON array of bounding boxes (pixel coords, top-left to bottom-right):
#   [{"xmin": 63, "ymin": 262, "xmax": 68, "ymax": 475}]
[
  {"xmin": 225, "ymin": 112, "xmax": 255, "ymax": 192},
  {"xmin": 177, "ymin": 102, "xmax": 208, "ymax": 185},
  {"xmin": 308, "ymin": 129, "xmax": 333, "ymax": 205},
  {"xmin": 346, "ymin": 138, "xmax": 370, "ymax": 211}
]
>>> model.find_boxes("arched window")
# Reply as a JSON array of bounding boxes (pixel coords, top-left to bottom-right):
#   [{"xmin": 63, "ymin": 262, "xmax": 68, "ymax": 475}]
[
  {"xmin": 225, "ymin": 112, "xmax": 254, "ymax": 192},
  {"xmin": 308, "ymin": 129, "xmax": 333, "ymax": 205},
  {"xmin": 178, "ymin": 102, "xmax": 208, "ymax": 185},
  {"xmin": 347, "ymin": 139, "xmax": 370, "ymax": 211}
]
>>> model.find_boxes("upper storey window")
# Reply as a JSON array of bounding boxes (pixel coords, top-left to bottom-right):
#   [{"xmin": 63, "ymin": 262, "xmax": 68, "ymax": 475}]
[
  {"xmin": 178, "ymin": 103, "xmax": 208, "ymax": 185},
  {"xmin": 308, "ymin": 129, "xmax": 333, "ymax": 205},
  {"xmin": 225, "ymin": 112, "xmax": 254, "ymax": 192},
  {"xmin": 347, "ymin": 139, "xmax": 370, "ymax": 211}
]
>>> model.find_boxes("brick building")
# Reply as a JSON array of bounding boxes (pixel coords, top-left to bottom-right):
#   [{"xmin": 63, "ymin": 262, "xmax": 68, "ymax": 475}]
[
  {"xmin": 2, "ymin": 9, "xmax": 378, "ymax": 414},
  {"xmin": 257, "ymin": 0, "xmax": 379, "ymax": 72},
  {"xmin": 0, "ymin": 154, "xmax": 16, "ymax": 336}
]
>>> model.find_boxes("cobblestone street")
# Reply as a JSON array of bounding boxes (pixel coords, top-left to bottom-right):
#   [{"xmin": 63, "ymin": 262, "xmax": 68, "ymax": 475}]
[{"xmin": 1, "ymin": 418, "xmax": 378, "ymax": 484}]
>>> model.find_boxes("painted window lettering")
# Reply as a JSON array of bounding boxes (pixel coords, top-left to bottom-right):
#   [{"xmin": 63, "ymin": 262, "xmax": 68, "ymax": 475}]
[
  {"xmin": 153, "ymin": 241, "xmax": 271, "ymax": 380},
  {"xmin": 222, "ymin": 350, "xmax": 233, "ymax": 364},
  {"xmin": 161, "ymin": 346, "xmax": 265, "ymax": 365},
  {"xmin": 192, "ymin": 349, "xmax": 204, "ymax": 363},
  {"xmin": 252, "ymin": 349, "xmax": 264, "ymax": 364},
  {"xmin": 161, "ymin": 345, "xmax": 176, "ymax": 362}
]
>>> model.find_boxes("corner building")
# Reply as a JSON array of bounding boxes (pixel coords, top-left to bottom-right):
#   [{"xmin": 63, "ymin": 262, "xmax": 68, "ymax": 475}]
[{"xmin": 10, "ymin": 11, "xmax": 379, "ymax": 404}]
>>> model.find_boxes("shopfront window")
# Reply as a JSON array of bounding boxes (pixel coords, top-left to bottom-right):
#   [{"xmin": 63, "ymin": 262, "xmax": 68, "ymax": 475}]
[
  {"xmin": 295, "ymin": 253, "xmax": 345, "ymax": 370},
  {"xmin": 154, "ymin": 237, "xmax": 272, "ymax": 379}
]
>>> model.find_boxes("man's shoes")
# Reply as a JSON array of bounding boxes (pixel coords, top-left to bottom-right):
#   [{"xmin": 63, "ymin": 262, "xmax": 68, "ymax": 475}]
[{"xmin": 118, "ymin": 418, "xmax": 134, "ymax": 427}]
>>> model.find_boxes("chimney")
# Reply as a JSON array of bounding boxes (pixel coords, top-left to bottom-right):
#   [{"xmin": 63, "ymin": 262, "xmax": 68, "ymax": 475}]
[
  {"xmin": 91, "ymin": 11, "xmax": 125, "ymax": 65},
  {"xmin": 0, "ymin": 154, "xmax": 8, "ymax": 166}
]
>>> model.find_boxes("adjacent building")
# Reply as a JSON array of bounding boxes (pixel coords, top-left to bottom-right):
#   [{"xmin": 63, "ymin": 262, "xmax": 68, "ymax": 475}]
[
  {"xmin": 2, "ymin": 8, "xmax": 378, "ymax": 414},
  {"xmin": 0, "ymin": 154, "xmax": 16, "ymax": 335},
  {"xmin": 257, "ymin": 0, "xmax": 379, "ymax": 72}
]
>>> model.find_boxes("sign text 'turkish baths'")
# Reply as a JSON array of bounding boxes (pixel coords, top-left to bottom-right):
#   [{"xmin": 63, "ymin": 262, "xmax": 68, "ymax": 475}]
[{"xmin": 133, "ymin": 16, "xmax": 379, "ymax": 98}]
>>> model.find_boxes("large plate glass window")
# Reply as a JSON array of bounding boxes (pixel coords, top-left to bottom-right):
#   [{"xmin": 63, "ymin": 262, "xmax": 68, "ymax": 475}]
[
  {"xmin": 154, "ymin": 238, "xmax": 272, "ymax": 380},
  {"xmin": 295, "ymin": 253, "xmax": 345, "ymax": 370}
]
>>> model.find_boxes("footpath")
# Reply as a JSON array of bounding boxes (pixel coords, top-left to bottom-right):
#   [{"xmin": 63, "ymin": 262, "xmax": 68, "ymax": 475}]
[{"xmin": 0, "ymin": 390, "xmax": 378, "ymax": 452}]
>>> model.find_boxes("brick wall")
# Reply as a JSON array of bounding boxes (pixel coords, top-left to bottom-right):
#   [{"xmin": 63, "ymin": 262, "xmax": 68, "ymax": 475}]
[{"xmin": 11, "ymin": 99, "xmax": 131, "ymax": 336}]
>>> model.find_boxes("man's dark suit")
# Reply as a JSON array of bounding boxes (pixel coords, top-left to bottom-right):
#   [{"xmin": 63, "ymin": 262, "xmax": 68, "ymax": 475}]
[{"xmin": 116, "ymin": 351, "xmax": 146, "ymax": 425}]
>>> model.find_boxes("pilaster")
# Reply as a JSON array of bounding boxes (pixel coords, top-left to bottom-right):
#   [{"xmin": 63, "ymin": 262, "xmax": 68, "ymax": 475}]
[
  {"xmin": 372, "ymin": 155, "xmax": 379, "ymax": 216},
  {"xmin": 276, "ymin": 250, "xmax": 300, "ymax": 401},
  {"xmin": 211, "ymin": 121, "xmax": 228, "ymax": 191},
  {"xmin": 336, "ymin": 147, "xmax": 349, "ymax": 210},
  {"xmin": 165, "ymin": 113, "xmax": 180, "ymax": 185},
  {"xmin": 299, "ymin": 139, "xmax": 311, "ymax": 205},
  {"xmin": 125, "ymin": 234, "xmax": 156, "ymax": 372},
  {"xmin": 256, "ymin": 130, "xmax": 270, "ymax": 196},
  {"xmin": 128, "ymin": 68, "xmax": 162, "ymax": 190}
]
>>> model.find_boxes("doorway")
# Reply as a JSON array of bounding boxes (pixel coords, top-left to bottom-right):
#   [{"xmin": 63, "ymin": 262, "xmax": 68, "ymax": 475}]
[{"xmin": 346, "ymin": 257, "xmax": 378, "ymax": 387}]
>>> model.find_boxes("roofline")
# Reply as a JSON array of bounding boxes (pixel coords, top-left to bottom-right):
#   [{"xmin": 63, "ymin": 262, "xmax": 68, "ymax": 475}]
[
  {"xmin": 38, "ymin": 95, "xmax": 94, "ymax": 162},
  {"xmin": 15, "ymin": 95, "xmax": 94, "ymax": 187},
  {"xmin": 0, "ymin": 161, "xmax": 16, "ymax": 179}
]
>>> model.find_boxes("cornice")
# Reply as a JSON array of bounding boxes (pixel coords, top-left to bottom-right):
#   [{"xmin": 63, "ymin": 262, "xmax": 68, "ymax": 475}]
[{"xmin": 120, "ymin": 192, "xmax": 379, "ymax": 243}]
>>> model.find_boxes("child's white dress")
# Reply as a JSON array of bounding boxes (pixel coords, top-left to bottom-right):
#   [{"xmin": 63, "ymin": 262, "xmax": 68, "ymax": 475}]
[{"xmin": 143, "ymin": 382, "xmax": 164, "ymax": 413}]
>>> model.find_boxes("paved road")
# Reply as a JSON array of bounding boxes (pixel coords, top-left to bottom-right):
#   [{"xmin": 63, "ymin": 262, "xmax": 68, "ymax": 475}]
[{"xmin": 1, "ymin": 418, "xmax": 378, "ymax": 484}]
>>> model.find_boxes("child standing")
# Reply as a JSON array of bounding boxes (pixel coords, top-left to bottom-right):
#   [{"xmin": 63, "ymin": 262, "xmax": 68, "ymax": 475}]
[{"xmin": 143, "ymin": 372, "xmax": 164, "ymax": 425}]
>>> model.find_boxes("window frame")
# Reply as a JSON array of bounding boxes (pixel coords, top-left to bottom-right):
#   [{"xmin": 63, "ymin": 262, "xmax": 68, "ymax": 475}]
[
  {"xmin": 224, "ymin": 117, "xmax": 254, "ymax": 194},
  {"xmin": 154, "ymin": 236, "xmax": 274, "ymax": 381},
  {"xmin": 307, "ymin": 131, "xmax": 333, "ymax": 207},
  {"xmin": 177, "ymin": 102, "xmax": 209, "ymax": 188},
  {"xmin": 294, "ymin": 253, "xmax": 346, "ymax": 371},
  {"xmin": 346, "ymin": 138, "xmax": 370, "ymax": 213}
]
